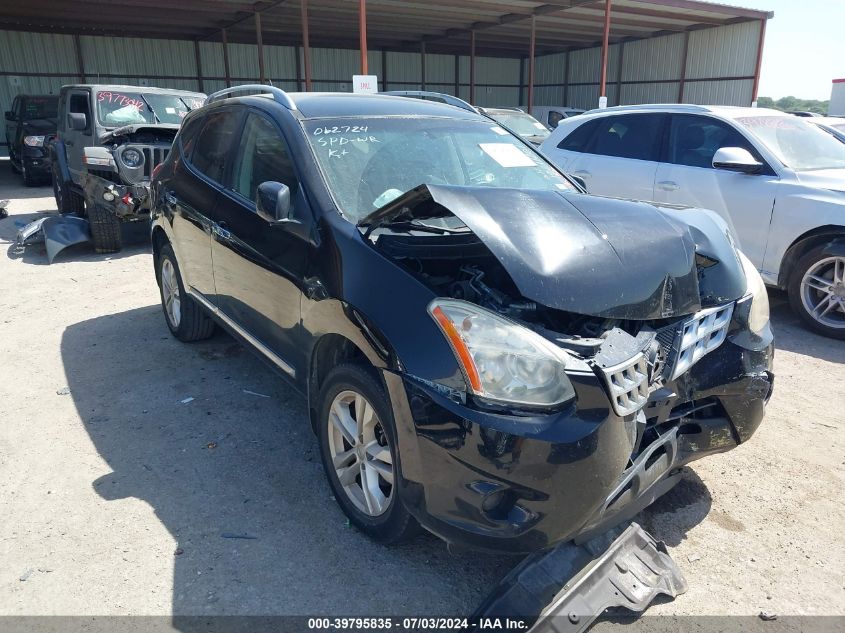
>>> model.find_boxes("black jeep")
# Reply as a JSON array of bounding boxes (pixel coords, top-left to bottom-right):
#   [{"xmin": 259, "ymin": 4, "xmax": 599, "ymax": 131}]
[
  {"xmin": 4, "ymin": 94, "xmax": 58, "ymax": 186},
  {"xmin": 50, "ymin": 84, "xmax": 205, "ymax": 252}
]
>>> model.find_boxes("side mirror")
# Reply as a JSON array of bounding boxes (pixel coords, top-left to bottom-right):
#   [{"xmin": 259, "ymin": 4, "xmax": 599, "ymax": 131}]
[
  {"xmin": 712, "ymin": 147, "xmax": 763, "ymax": 174},
  {"xmin": 67, "ymin": 112, "xmax": 87, "ymax": 131},
  {"xmin": 4, "ymin": 111, "xmax": 14, "ymax": 121},
  {"xmin": 256, "ymin": 181, "xmax": 292, "ymax": 224},
  {"xmin": 570, "ymin": 175, "xmax": 587, "ymax": 192}
]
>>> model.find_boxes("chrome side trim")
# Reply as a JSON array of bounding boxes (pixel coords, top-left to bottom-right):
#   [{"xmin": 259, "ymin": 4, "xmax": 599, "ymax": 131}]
[{"xmin": 187, "ymin": 288, "xmax": 296, "ymax": 379}]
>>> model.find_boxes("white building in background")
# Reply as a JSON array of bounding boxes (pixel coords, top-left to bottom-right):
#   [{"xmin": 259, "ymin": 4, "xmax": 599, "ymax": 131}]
[{"xmin": 831, "ymin": 79, "xmax": 845, "ymax": 116}]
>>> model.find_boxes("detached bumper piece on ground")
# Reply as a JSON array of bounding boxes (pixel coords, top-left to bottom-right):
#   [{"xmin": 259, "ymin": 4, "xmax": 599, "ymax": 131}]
[
  {"xmin": 475, "ymin": 522, "xmax": 686, "ymax": 633},
  {"xmin": 15, "ymin": 214, "xmax": 91, "ymax": 264}
]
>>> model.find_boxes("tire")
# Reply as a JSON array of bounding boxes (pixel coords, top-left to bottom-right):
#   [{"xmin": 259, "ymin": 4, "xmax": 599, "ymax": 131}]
[
  {"xmin": 317, "ymin": 363, "xmax": 420, "ymax": 544},
  {"xmin": 88, "ymin": 202, "xmax": 123, "ymax": 253},
  {"xmin": 787, "ymin": 245, "xmax": 845, "ymax": 340},
  {"xmin": 157, "ymin": 243, "xmax": 216, "ymax": 342},
  {"xmin": 52, "ymin": 161, "xmax": 85, "ymax": 214},
  {"xmin": 22, "ymin": 161, "xmax": 38, "ymax": 187}
]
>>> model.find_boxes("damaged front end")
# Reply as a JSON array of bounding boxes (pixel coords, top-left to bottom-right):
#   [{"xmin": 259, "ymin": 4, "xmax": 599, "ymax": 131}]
[
  {"xmin": 81, "ymin": 124, "xmax": 178, "ymax": 220},
  {"xmin": 364, "ymin": 184, "xmax": 773, "ymax": 552}
]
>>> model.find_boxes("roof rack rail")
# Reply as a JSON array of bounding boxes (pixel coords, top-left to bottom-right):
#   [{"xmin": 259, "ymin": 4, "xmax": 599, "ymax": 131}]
[
  {"xmin": 206, "ymin": 84, "xmax": 297, "ymax": 110},
  {"xmin": 382, "ymin": 90, "xmax": 479, "ymax": 114}
]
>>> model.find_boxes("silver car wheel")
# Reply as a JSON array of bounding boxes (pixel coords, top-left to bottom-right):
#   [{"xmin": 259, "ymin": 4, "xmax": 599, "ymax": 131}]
[
  {"xmin": 161, "ymin": 258, "xmax": 182, "ymax": 329},
  {"xmin": 327, "ymin": 389, "xmax": 394, "ymax": 517},
  {"xmin": 801, "ymin": 256, "xmax": 845, "ymax": 329}
]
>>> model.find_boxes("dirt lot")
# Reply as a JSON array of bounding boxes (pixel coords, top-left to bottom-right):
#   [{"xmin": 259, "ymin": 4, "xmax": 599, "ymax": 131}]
[{"xmin": 1, "ymin": 162, "xmax": 843, "ymax": 623}]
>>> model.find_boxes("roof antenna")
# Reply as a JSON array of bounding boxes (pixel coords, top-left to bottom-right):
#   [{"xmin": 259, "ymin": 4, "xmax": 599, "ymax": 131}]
[{"xmin": 269, "ymin": 79, "xmax": 274, "ymax": 87}]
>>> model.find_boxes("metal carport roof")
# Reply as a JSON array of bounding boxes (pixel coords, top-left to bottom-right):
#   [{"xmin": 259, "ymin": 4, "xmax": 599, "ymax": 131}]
[{"xmin": 0, "ymin": 0, "xmax": 773, "ymax": 57}]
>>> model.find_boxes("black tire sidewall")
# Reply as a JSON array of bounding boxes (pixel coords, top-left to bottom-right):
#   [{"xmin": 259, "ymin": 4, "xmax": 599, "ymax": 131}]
[
  {"xmin": 317, "ymin": 364, "xmax": 413, "ymax": 541},
  {"xmin": 788, "ymin": 245, "xmax": 845, "ymax": 340}
]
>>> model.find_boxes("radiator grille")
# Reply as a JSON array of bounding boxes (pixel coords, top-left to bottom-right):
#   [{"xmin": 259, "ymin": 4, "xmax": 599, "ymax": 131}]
[
  {"xmin": 670, "ymin": 303, "xmax": 734, "ymax": 380},
  {"xmin": 600, "ymin": 353, "xmax": 649, "ymax": 417},
  {"xmin": 141, "ymin": 147, "xmax": 169, "ymax": 179}
]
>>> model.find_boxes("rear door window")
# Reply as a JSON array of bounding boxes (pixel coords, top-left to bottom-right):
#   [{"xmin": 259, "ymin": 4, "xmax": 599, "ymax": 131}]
[
  {"xmin": 586, "ymin": 114, "xmax": 665, "ymax": 161},
  {"xmin": 667, "ymin": 114, "xmax": 761, "ymax": 169},
  {"xmin": 190, "ymin": 109, "xmax": 243, "ymax": 184}
]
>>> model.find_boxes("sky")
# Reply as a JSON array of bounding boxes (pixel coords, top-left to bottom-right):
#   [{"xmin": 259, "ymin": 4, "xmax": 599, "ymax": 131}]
[{"xmin": 732, "ymin": 0, "xmax": 845, "ymax": 101}]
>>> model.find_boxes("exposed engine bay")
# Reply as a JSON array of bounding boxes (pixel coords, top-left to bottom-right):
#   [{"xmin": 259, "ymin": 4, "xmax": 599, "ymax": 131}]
[{"xmin": 364, "ymin": 184, "xmax": 758, "ymax": 448}]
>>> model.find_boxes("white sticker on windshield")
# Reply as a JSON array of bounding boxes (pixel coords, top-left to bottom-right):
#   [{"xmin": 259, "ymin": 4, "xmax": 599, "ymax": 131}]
[
  {"xmin": 490, "ymin": 126, "xmax": 509, "ymax": 135},
  {"xmin": 165, "ymin": 107, "xmax": 176, "ymax": 114},
  {"xmin": 479, "ymin": 143, "xmax": 536, "ymax": 167}
]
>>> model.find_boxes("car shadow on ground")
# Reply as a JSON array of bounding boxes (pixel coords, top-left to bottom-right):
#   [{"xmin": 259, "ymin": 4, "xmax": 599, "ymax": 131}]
[
  {"xmin": 767, "ymin": 289, "xmax": 845, "ymax": 364},
  {"xmin": 62, "ymin": 305, "xmax": 714, "ymax": 621},
  {"xmin": 61, "ymin": 305, "xmax": 524, "ymax": 618}
]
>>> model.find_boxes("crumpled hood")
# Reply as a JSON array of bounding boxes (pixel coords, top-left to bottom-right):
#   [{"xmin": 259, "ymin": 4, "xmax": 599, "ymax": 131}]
[
  {"xmin": 100, "ymin": 123, "xmax": 180, "ymax": 142},
  {"xmin": 362, "ymin": 184, "xmax": 747, "ymax": 320},
  {"xmin": 793, "ymin": 168, "xmax": 845, "ymax": 193}
]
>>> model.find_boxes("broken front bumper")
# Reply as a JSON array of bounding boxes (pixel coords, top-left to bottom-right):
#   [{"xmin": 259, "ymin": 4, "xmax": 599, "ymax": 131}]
[
  {"xmin": 81, "ymin": 172, "xmax": 151, "ymax": 219},
  {"xmin": 385, "ymin": 324, "xmax": 773, "ymax": 554}
]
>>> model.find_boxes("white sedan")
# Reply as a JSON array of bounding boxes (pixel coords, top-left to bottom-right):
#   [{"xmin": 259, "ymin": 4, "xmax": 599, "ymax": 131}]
[{"xmin": 540, "ymin": 104, "xmax": 845, "ymax": 339}]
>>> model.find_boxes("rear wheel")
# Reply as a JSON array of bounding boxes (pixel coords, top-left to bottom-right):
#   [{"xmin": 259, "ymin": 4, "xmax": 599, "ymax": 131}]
[
  {"xmin": 318, "ymin": 364, "xmax": 420, "ymax": 544},
  {"xmin": 52, "ymin": 162, "xmax": 84, "ymax": 214},
  {"xmin": 87, "ymin": 202, "xmax": 123, "ymax": 253},
  {"xmin": 788, "ymin": 246, "xmax": 845, "ymax": 339},
  {"xmin": 157, "ymin": 243, "xmax": 215, "ymax": 342}
]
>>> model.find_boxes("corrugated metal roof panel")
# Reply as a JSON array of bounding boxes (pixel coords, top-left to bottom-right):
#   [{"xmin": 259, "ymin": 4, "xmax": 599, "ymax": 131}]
[
  {"xmin": 622, "ymin": 33, "xmax": 685, "ymax": 82},
  {"xmin": 80, "ymin": 36, "xmax": 196, "ymax": 77},
  {"xmin": 686, "ymin": 21, "xmax": 760, "ymax": 79},
  {"xmin": 535, "ymin": 52, "xmax": 566, "ymax": 87},
  {"xmin": 682, "ymin": 78, "xmax": 754, "ymax": 105},
  {"xmin": 0, "ymin": 30, "xmax": 78, "ymax": 74},
  {"xmin": 621, "ymin": 81, "xmax": 680, "ymax": 104}
]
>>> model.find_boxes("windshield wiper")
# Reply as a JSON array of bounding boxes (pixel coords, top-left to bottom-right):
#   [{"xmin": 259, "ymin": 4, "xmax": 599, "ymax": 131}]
[{"xmin": 139, "ymin": 94, "xmax": 161, "ymax": 123}]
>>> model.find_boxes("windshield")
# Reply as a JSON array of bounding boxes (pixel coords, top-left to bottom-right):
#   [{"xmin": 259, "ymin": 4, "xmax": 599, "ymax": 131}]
[
  {"xmin": 488, "ymin": 112, "xmax": 550, "ymax": 138},
  {"xmin": 304, "ymin": 117, "xmax": 573, "ymax": 222},
  {"xmin": 22, "ymin": 96, "xmax": 58, "ymax": 120},
  {"xmin": 736, "ymin": 115, "xmax": 845, "ymax": 171},
  {"xmin": 96, "ymin": 91, "xmax": 202, "ymax": 126}
]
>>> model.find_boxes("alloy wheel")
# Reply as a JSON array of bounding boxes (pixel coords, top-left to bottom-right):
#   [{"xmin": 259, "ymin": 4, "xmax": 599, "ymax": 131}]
[
  {"xmin": 327, "ymin": 389, "xmax": 394, "ymax": 517},
  {"xmin": 161, "ymin": 258, "xmax": 182, "ymax": 328},
  {"xmin": 800, "ymin": 256, "xmax": 845, "ymax": 330}
]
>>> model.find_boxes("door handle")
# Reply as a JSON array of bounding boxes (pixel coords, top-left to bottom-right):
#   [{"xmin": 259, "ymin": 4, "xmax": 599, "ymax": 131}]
[
  {"xmin": 657, "ymin": 180, "xmax": 679, "ymax": 192},
  {"xmin": 65, "ymin": 140, "xmax": 74, "ymax": 147},
  {"xmin": 572, "ymin": 170, "xmax": 591, "ymax": 179},
  {"xmin": 213, "ymin": 222, "xmax": 231, "ymax": 240},
  {"xmin": 165, "ymin": 192, "xmax": 178, "ymax": 207}
]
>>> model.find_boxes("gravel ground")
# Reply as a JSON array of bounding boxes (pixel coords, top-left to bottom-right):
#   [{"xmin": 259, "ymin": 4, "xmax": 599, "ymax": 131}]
[{"xmin": 0, "ymin": 162, "xmax": 843, "ymax": 622}]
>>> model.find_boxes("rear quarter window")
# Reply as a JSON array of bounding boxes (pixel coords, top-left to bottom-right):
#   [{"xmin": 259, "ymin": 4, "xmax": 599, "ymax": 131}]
[{"xmin": 557, "ymin": 119, "xmax": 600, "ymax": 152}]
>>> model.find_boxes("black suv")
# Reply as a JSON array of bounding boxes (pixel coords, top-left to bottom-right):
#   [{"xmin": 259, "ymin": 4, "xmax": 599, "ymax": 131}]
[
  {"xmin": 4, "ymin": 94, "xmax": 58, "ymax": 186},
  {"xmin": 150, "ymin": 86, "xmax": 774, "ymax": 553}
]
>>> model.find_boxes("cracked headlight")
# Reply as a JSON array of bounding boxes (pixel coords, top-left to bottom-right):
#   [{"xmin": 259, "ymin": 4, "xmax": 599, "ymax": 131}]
[
  {"xmin": 121, "ymin": 148, "xmax": 144, "ymax": 168},
  {"xmin": 738, "ymin": 251, "xmax": 770, "ymax": 334},
  {"xmin": 428, "ymin": 298, "xmax": 575, "ymax": 407}
]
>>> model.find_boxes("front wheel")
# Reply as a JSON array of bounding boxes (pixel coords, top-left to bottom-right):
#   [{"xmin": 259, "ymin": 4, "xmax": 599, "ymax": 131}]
[
  {"xmin": 87, "ymin": 202, "xmax": 123, "ymax": 253},
  {"xmin": 788, "ymin": 246, "xmax": 845, "ymax": 339},
  {"xmin": 318, "ymin": 364, "xmax": 420, "ymax": 544},
  {"xmin": 52, "ymin": 162, "xmax": 84, "ymax": 214}
]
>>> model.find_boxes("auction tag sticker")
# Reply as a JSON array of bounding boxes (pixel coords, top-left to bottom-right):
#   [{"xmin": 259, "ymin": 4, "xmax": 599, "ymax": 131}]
[{"xmin": 479, "ymin": 143, "xmax": 536, "ymax": 167}]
